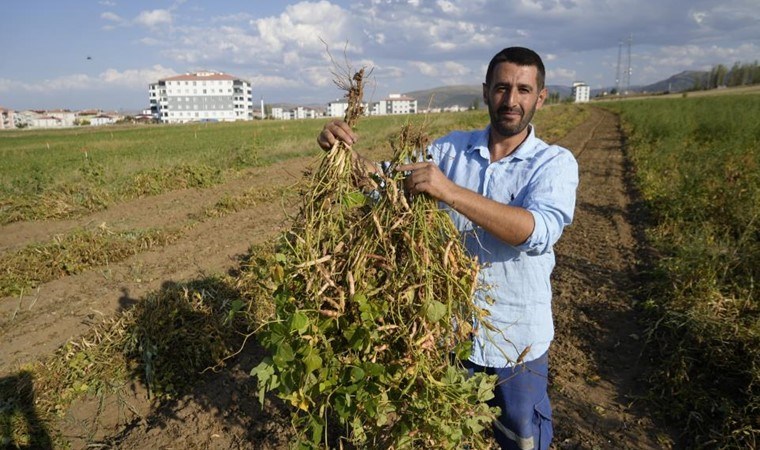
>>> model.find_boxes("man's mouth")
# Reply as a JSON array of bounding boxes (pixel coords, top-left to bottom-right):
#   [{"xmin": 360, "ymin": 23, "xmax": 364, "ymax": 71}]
[{"xmin": 498, "ymin": 108, "xmax": 522, "ymax": 119}]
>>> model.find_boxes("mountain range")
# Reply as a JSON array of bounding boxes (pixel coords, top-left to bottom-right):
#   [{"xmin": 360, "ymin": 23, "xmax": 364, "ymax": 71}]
[{"xmin": 402, "ymin": 70, "xmax": 706, "ymax": 109}]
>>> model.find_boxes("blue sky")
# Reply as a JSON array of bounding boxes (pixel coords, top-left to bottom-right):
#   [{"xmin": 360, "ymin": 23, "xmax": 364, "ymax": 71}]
[{"xmin": 1, "ymin": 0, "xmax": 758, "ymax": 111}]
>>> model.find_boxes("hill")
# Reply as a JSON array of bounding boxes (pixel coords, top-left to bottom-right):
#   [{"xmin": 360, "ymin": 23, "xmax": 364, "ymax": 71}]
[
  {"xmin": 403, "ymin": 85, "xmax": 482, "ymax": 110},
  {"xmin": 403, "ymin": 84, "xmax": 573, "ymax": 110},
  {"xmin": 637, "ymin": 70, "xmax": 704, "ymax": 94},
  {"xmin": 402, "ymin": 69, "xmax": 718, "ymax": 109}
]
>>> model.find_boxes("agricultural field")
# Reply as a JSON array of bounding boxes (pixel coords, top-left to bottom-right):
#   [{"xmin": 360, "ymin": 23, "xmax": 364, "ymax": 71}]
[
  {"xmin": 603, "ymin": 91, "xmax": 760, "ymax": 448},
  {"xmin": 1, "ymin": 91, "xmax": 754, "ymax": 449}
]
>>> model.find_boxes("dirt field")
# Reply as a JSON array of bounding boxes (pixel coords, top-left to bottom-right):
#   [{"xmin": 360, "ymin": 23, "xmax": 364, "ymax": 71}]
[{"xmin": 0, "ymin": 108, "xmax": 678, "ymax": 449}]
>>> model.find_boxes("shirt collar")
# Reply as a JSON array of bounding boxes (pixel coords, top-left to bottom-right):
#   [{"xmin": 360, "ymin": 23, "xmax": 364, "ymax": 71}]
[{"xmin": 467, "ymin": 124, "xmax": 540, "ymax": 162}]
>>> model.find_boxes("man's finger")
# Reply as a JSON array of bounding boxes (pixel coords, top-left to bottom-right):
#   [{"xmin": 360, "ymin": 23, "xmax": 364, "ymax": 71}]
[{"xmin": 396, "ymin": 162, "xmax": 429, "ymax": 172}]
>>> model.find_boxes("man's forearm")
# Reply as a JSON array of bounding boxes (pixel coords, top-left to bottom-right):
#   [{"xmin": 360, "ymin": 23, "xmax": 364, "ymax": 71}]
[{"xmin": 445, "ymin": 184, "xmax": 535, "ymax": 246}]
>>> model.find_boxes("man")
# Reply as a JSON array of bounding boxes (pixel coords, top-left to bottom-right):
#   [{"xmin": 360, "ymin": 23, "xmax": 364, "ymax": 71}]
[{"xmin": 317, "ymin": 47, "xmax": 578, "ymax": 450}]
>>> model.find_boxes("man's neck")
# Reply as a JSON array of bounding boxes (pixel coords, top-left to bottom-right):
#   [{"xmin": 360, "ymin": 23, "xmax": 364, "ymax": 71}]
[{"xmin": 489, "ymin": 126, "xmax": 531, "ymax": 161}]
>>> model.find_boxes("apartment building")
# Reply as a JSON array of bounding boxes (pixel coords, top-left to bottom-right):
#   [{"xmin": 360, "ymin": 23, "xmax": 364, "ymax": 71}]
[
  {"xmin": 149, "ymin": 71, "xmax": 253, "ymax": 123},
  {"xmin": 371, "ymin": 94, "xmax": 417, "ymax": 115},
  {"xmin": 325, "ymin": 94, "xmax": 417, "ymax": 118},
  {"xmin": 0, "ymin": 107, "xmax": 14, "ymax": 129},
  {"xmin": 572, "ymin": 82, "xmax": 591, "ymax": 103}
]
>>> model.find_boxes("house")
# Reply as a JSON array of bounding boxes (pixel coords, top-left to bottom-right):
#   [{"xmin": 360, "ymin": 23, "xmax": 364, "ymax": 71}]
[
  {"xmin": 149, "ymin": 71, "xmax": 253, "ymax": 124},
  {"xmin": 90, "ymin": 114, "xmax": 117, "ymax": 126},
  {"xmin": 30, "ymin": 115, "xmax": 63, "ymax": 128},
  {"xmin": 46, "ymin": 109, "xmax": 76, "ymax": 127}
]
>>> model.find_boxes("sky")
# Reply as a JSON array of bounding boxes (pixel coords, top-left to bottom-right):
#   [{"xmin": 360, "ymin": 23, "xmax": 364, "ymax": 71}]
[{"xmin": 1, "ymin": 0, "xmax": 758, "ymax": 112}]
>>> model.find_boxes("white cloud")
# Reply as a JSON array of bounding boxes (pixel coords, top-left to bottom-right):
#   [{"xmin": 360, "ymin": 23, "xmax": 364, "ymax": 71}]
[
  {"xmin": 250, "ymin": 75, "xmax": 302, "ymax": 89},
  {"xmin": 410, "ymin": 61, "xmax": 468, "ymax": 77},
  {"xmin": 135, "ymin": 9, "xmax": 173, "ymax": 28},
  {"xmin": 101, "ymin": 12, "xmax": 123, "ymax": 23},
  {"xmin": 547, "ymin": 68, "xmax": 577, "ymax": 84},
  {"xmin": 0, "ymin": 78, "xmax": 28, "ymax": 93},
  {"xmin": 100, "ymin": 65, "xmax": 178, "ymax": 89},
  {"xmin": 691, "ymin": 10, "xmax": 707, "ymax": 25},
  {"xmin": 139, "ymin": 37, "xmax": 162, "ymax": 46},
  {"xmin": 0, "ymin": 66, "xmax": 178, "ymax": 94},
  {"xmin": 436, "ymin": 0, "xmax": 461, "ymax": 15},
  {"xmin": 252, "ymin": 1, "xmax": 357, "ymax": 55}
]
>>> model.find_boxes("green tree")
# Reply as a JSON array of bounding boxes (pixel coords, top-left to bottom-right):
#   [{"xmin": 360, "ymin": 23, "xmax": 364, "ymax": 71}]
[{"xmin": 708, "ymin": 64, "xmax": 728, "ymax": 88}]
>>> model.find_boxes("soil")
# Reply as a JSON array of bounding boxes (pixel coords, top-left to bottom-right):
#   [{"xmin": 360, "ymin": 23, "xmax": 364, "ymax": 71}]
[{"xmin": 0, "ymin": 108, "xmax": 678, "ymax": 449}]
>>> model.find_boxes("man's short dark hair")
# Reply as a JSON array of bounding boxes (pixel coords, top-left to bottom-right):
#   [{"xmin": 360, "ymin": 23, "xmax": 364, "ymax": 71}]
[{"xmin": 485, "ymin": 47, "xmax": 546, "ymax": 90}]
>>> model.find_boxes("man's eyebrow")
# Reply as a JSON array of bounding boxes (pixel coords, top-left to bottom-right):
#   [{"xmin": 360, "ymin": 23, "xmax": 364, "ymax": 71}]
[{"xmin": 492, "ymin": 81, "xmax": 534, "ymax": 91}]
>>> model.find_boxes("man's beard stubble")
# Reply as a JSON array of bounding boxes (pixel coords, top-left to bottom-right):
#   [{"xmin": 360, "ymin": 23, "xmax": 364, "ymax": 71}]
[{"xmin": 488, "ymin": 102, "xmax": 537, "ymax": 138}]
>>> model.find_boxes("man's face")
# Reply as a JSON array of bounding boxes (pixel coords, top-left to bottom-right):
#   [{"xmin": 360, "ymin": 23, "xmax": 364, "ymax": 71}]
[{"xmin": 483, "ymin": 62, "xmax": 547, "ymax": 138}]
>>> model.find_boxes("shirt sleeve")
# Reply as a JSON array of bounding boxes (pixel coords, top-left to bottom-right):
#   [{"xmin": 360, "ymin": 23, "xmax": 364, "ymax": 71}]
[{"xmin": 514, "ymin": 148, "xmax": 579, "ymax": 255}]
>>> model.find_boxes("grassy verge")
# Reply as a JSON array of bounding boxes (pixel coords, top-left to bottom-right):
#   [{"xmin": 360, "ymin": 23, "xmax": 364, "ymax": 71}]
[{"xmin": 602, "ymin": 94, "xmax": 760, "ymax": 447}]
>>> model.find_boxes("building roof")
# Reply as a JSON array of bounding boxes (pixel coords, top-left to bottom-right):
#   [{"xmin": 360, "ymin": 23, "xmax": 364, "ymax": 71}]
[{"xmin": 162, "ymin": 71, "xmax": 242, "ymax": 82}]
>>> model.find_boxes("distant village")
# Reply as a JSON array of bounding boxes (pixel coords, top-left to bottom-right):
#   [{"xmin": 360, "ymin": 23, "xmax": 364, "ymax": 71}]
[{"xmin": 1, "ymin": 71, "xmax": 591, "ymax": 130}]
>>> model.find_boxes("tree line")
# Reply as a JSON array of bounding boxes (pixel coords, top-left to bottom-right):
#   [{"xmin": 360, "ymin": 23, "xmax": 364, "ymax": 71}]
[{"xmin": 693, "ymin": 60, "xmax": 760, "ymax": 90}]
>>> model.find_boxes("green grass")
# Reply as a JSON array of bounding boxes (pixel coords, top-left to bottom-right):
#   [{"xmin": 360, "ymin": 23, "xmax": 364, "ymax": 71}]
[
  {"xmin": 0, "ymin": 120, "xmax": 324, "ymax": 223},
  {"xmin": 603, "ymin": 94, "xmax": 760, "ymax": 447},
  {"xmin": 0, "ymin": 107, "xmax": 586, "ymax": 225}
]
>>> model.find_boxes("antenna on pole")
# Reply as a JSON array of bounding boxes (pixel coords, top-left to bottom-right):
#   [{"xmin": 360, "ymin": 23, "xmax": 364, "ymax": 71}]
[
  {"xmin": 615, "ymin": 39, "xmax": 623, "ymax": 95},
  {"xmin": 625, "ymin": 34, "xmax": 632, "ymax": 93}
]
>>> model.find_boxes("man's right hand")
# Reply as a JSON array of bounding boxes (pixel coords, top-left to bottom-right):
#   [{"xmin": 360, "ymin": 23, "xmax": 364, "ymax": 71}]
[{"xmin": 317, "ymin": 120, "xmax": 358, "ymax": 151}]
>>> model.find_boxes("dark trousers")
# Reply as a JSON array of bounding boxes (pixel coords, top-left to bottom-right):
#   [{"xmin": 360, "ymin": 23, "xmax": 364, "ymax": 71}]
[{"xmin": 463, "ymin": 351, "xmax": 553, "ymax": 450}]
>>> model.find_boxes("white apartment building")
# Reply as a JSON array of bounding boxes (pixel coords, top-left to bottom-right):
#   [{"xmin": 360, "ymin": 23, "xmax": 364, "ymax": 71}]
[
  {"xmin": 271, "ymin": 106, "xmax": 319, "ymax": 120},
  {"xmin": 572, "ymin": 82, "xmax": 590, "ymax": 103},
  {"xmin": 371, "ymin": 94, "xmax": 417, "ymax": 116},
  {"xmin": 325, "ymin": 94, "xmax": 416, "ymax": 118},
  {"xmin": 149, "ymin": 71, "xmax": 253, "ymax": 123},
  {"xmin": 0, "ymin": 107, "xmax": 14, "ymax": 129},
  {"xmin": 326, "ymin": 100, "xmax": 349, "ymax": 118}
]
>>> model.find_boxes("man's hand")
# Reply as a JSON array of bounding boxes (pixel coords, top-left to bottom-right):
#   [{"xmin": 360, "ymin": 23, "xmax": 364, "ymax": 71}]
[
  {"xmin": 317, "ymin": 120, "xmax": 358, "ymax": 151},
  {"xmin": 397, "ymin": 161, "xmax": 456, "ymax": 203}
]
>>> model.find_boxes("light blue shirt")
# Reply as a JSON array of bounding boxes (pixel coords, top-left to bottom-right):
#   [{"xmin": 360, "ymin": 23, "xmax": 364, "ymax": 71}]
[{"xmin": 427, "ymin": 124, "xmax": 578, "ymax": 367}]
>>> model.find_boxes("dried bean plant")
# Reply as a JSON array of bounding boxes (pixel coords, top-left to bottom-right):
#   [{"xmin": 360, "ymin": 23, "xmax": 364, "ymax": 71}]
[{"xmin": 252, "ymin": 63, "xmax": 497, "ymax": 449}]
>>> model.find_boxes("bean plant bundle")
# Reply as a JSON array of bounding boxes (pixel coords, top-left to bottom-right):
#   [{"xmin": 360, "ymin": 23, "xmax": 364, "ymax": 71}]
[{"xmin": 252, "ymin": 68, "xmax": 498, "ymax": 449}]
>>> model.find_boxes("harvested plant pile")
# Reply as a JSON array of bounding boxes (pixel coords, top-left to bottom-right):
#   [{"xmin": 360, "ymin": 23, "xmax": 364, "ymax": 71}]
[{"xmin": 252, "ymin": 68, "xmax": 497, "ymax": 448}]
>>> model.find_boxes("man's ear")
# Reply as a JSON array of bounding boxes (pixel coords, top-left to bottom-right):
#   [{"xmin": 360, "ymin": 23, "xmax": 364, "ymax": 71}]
[
  {"xmin": 536, "ymin": 87, "xmax": 548, "ymax": 109},
  {"xmin": 482, "ymin": 82, "xmax": 489, "ymax": 106}
]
